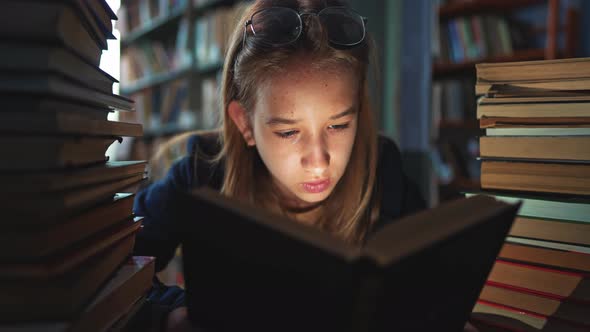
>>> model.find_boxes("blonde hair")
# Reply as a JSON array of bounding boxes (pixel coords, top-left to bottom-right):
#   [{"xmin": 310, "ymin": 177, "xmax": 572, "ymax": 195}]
[{"xmin": 213, "ymin": 0, "xmax": 379, "ymax": 244}]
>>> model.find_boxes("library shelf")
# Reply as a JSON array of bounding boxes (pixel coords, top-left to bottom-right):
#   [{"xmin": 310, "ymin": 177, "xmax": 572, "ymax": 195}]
[
  {"xmin": 120, "ymin": 64, "xmax": 193, "ymax": 95},
  {"xmin": 121, "ymin": 4, "xmax": 188, "ymax": 47}
]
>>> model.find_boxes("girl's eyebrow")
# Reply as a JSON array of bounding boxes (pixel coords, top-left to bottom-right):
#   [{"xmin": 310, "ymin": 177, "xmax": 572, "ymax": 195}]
[
  {"xmin": 266, "ymin": 106, "xmax": 356, "ymax": 126},
  {"xmin": 329, "ymin": 106, "xmax": 356, "ymax": 120}
]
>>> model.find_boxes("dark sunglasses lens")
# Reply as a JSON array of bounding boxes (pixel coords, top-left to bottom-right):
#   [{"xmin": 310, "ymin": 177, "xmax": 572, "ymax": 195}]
[
  {"xmin": 319, "ymin": 7, "xmax": 365, "ymax": 46},
  {"xmin": 251, "ymin": 7, "xmax": 301, "ymax": 45}
]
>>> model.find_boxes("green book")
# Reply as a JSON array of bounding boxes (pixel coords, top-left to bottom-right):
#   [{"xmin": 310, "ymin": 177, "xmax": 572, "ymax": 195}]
[
  {"xmin": 505, "ymin": 236, "xmax": 590, "ymax": 254},
  {"xmin": 460, "ymin": 17, "xmax": 477, "ymax": 59},
  {"xmin": 465, "ymin": 192, "xmax": 590, "ymax": 223}
]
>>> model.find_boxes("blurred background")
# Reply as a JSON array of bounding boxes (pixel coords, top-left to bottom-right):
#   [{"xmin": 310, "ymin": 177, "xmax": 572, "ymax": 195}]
[{"xmin": 103, "ymin": 0, "xmax": 590, "ymax": 207}]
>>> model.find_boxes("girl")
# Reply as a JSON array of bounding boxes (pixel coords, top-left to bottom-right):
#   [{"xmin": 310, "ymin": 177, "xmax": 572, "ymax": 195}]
[{"xmin": 132, "ymin": 0, "xmax": 477, "ymax": 331}]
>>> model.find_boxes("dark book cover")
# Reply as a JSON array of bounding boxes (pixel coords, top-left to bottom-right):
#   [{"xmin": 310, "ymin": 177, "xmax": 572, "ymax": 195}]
[{"xmin": 176, "ymin": 189, "xmax": 519, "ymax": 332}]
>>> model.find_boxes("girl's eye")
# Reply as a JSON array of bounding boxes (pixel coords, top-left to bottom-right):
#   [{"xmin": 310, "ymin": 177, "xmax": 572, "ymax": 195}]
[
  {"xmin": 328, "ymin": 123, "xmax": 350, "ymax": 131},
  {"xmin": 275, "ymin": 130, "xmax": 299, "ymax": 139}
]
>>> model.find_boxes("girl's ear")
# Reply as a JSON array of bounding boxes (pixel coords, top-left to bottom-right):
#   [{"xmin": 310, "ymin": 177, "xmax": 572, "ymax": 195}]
[{"xmin": 228, "ymin": 100, "xmax": 256, "ymax": 146}]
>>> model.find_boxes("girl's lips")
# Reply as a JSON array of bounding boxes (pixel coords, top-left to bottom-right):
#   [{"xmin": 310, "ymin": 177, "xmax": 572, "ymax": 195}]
[{"xmin": 301, "ymin": 179, "xmax": 331, "ymax": 194}]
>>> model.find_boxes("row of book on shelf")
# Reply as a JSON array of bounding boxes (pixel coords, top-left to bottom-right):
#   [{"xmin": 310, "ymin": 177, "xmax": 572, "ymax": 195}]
[
  {"xmin": 194, "ymin": 2, "xmax": 249, "ymax": 68},
  {"xmin": 468, "ymin": 57, "xmax": 590, "ymax": 331},
  {"xmin": 119, "ymin": 0, "xmax": 230, "ymax": 36},
  {"xmin": 119, "ymin": 14, "xmax": 191, "ymax": 85},
  {"xmin": 118, "ymin": 72, "xmax": 220, "ymax": 138},
  {"xmin": 120, "ymin": 78, "xmax": 190, "ymax": 130},
  {"xmin": 0, "ymin": 0, "xmax": 155, "ymax": 330},
  {"xmin": 121, "ymin": 23, "xmax": 192, "ymax": 83},
  {"xmin": 433, "ymin": 14, "xmax": 536, "ymax": 64},
  {"xmin": 120, "ymin": 1, "xmax": 249, "ymax": 86},
  {"xmin": 118, "ymin": 0, "xmax": 189, "ymax": 36}
]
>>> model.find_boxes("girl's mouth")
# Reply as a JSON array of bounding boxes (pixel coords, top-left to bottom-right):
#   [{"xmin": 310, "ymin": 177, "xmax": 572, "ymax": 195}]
[{"xmin": 301, "ymin": 179, "xmax": 330, "ymax": 193}]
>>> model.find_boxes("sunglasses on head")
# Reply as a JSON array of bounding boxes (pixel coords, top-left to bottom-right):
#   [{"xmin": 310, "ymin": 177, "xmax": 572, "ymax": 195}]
[{"xmin": 243, "ymin": 6, "xmax": 368, "ymax": 48}]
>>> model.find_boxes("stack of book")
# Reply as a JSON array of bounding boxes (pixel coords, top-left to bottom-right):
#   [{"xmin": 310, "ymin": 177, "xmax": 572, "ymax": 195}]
[
  {"xmin": 469, "ymin": 58, "xmax": 590, "ymax": 332},
  {"xmin": 0, "ymin": 0, "xmax": 154, "ymax": 330}
]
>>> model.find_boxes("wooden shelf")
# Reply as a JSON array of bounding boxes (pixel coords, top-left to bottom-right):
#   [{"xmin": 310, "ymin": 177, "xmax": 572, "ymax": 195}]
[
  {"xmin": 121, "ymin": 0, "xmax": 246, "ymax": 47},
  {"xmin": 120, "ymin": 64, "xmax": 193, "ymax": 95},
  {"xmin": 120, "ymin": 61, "xmax": 225, "ymax": 95},
  {"xmin": 438, "ymin": 0, "xmax": 545, "ymax": 20},
  {"xmin": 121, "ymin": 4, "xmax": 188, "ymax": 47},
  {"xmin": 433, "ymin": 48, "xmax": 546, "ymax": 79}
]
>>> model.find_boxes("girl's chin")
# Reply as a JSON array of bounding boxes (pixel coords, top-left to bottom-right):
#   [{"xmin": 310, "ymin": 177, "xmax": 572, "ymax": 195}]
[
  {"xmin": 276, "ymin": 182, "xmax": 334, "ymax": 210},
  {"xmin": 295, "ymin": 189, "xmax": 333, "ymax": 204}
]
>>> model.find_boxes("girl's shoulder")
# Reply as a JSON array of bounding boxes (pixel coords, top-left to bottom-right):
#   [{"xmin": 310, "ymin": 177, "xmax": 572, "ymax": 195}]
[
  {"xmin": 374, "ymin": 133, "xmax": 427, "ymax": 226},
  {"xmin": 376, "ymin": 134, "xmax": 403, "ymax": 178},
  {"xmin": 163, "ymin": 130, "xmax": 224, "ymax": 191},
  {"xmin": 189, "ymin": 130, "xmax": 225, "ymax": 190},
  {"xmin": 187, "ymin": 130, "xmax": 223, "ymax": 159}
]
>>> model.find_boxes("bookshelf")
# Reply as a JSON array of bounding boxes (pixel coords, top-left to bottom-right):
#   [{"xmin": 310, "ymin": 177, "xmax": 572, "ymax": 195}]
[
  {"xmin": 120, "ymin": 3, "xmax": 188, "ymax": 46},
  {"xmin": 430, "ymin": 0, "xmax": 580, "ymax": 202},
  {"xmin": 118, "ymin": 0, "xmax": 251, "ymax": 162},
  {"xmin": 120, "ymin": 62, "xmax": 192, "ymax": 95},
  {"xmin": 118, "ymin": 0, "xmax": 252, "ymax": 287}
]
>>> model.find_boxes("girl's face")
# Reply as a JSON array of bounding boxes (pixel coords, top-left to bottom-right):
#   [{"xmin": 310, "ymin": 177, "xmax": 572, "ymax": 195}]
[{"xmin": 247, "ymin": 65, "xmax": 359, "ymax": 208}]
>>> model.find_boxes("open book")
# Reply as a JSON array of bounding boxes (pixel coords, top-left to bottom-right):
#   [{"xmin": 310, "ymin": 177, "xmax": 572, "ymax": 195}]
[{"xmin": 177, "ymin": 189, "xmax": 519, "ymax": 332}]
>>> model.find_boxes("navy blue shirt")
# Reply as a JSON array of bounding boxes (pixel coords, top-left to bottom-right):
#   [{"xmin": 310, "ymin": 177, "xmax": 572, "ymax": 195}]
[{"xmin": 133, "ymin": 132, "xmax": 426, "ymax": 271}]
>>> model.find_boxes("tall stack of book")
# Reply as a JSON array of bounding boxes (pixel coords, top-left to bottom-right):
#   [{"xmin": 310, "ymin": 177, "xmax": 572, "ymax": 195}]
[
  {"xmin": 0, "ymin": 0, "xmax": 154, "ymax": 330},
  {"xmin": 468, "ymin": 58, "xmax": 590, "ymax": 332}
]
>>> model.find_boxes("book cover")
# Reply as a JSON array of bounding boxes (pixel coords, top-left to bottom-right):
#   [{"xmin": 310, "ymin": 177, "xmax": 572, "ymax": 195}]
[{"xmin": 178, "ymin": 189, "xmax": 519, "ymax": 332}]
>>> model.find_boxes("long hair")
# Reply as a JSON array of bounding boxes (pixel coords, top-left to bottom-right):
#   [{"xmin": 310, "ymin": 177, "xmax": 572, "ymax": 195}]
[{"xmin": 215, "ymin": 0, "xmax": 379, "ymax": 244}]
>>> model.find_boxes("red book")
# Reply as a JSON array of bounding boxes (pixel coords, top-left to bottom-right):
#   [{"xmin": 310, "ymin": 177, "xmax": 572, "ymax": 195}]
[
  {"xmin": 487, "ymin": 260, "xmax": 590, "ymax": 304},
  {"xmin": 479, "ymin": 283, "xmax": 590, "ymax": 327},
  {"xmin": 472, "ymin": 300, "xmax": 588, "ymax": 332}
]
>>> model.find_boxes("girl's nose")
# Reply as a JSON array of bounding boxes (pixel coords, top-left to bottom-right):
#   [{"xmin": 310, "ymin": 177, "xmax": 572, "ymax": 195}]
[{"xmin": 301, "ymin": 134, "xmax": 330, "ymax": 176}]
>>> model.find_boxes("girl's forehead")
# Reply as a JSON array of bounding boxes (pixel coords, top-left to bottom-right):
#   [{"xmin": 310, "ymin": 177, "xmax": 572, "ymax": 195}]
[
  {"xmin": 255, "ymin": 69, "xmax": 359, "ymax": 120},
  {"xmin": 254, "ymin": 80, "xmax": 358, "ymax": 125},
  {"xmin": 260, "ymin": 65, "xmax": 358, "ymax": 100}
]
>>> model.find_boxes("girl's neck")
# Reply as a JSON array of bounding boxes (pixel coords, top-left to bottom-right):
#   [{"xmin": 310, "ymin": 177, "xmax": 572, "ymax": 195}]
[
  {"xmin": 282, "ymin": 201, "xmax": 323, "ymax": 226},
  {"xmin": 259, "ymin": 174, "xmax": 324, "ymax": 226}
]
